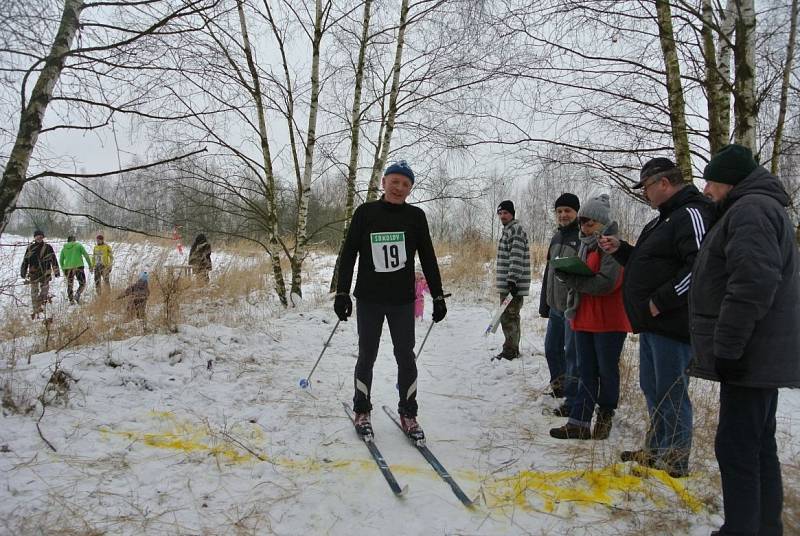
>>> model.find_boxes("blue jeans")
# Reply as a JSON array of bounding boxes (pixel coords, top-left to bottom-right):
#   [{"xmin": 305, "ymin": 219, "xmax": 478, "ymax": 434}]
[
  {"xmin": 639, "ymin": 332, "xmax": 693, "ymax": 473},
  {"xmin": 544, "ymin": 309, "xmax": 578, "ymax": 406},
  {"xmin": 569, "ymin": 331, "xmax": 627, "ymax": 425}
]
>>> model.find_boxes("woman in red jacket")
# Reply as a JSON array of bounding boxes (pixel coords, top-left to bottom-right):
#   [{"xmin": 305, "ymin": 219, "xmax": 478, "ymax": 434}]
[{"xmin": 549, "ymin": 194, "xmax": 632, "ymax": 441}]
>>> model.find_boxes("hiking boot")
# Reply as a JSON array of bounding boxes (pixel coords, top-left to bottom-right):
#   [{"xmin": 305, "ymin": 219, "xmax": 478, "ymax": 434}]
[
  {"xmin": 552, "ymin": 403, "xmax": 571, "ymax": 417},
  {"xmin": 592, "ymin": 409, "xmax": 614, "ymax": 440},
  {"xmin": 353, "ymin": 412, "xmax": 373, "ymax": 439},
  {"xmin": 549, "ymin": 423, "xmax": 592, "ymax": 440},
  {"xmin": 620, "ymin": 449, "xmax": 656, "ymax": 467},
  {"xmin": 400, "ymin": 414, "xmax": 425, "ymax": 443}
]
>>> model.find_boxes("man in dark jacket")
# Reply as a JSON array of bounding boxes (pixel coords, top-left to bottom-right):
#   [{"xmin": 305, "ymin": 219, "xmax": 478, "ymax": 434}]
[
  {"xmin": 336, "ymin": 161, "xmax": 447, "ymax": 443},
  {"xmin": 20, "ymin": 229, "xmax": 60, "ymax": 318},
  {"xmin": 600, "ymin": 158, "xmax": 714, "ymax": 478},
  {"xmin": 539, "ymin": 193, "xmax": 580, "ymax": 413},
  {"xmin": 690, "ymin": 144, "xmax": 800, "ymax": 536}
]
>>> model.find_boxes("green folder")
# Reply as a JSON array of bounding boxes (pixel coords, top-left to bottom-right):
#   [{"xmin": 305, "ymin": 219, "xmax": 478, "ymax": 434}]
[{"xmin": 551, "ymin": 256, "xmax": 594, "ymax": 276}]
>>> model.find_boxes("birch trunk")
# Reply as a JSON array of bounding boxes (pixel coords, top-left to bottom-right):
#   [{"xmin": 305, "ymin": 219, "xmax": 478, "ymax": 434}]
[
  {"xmin": 733, "ymin": 0, "xmax": 757, "ymax": 150},
  {"xmin": 290, "ymin": 0, "xmax": 326, "ymax": 299},
  {"xmin": 366, "ymin": 0, "xmax": 410, "ymax": 201},
  {"xmin": 655, "ymin": 0, "xmax": 692, "ymax": 181},
  {"xmin": 770, "ymin": 0, "xmax": 798, "ymax": 174},
  {"xmin": 330, "ymin": 0, "xmax": 373, "ymax": 292},
  {"xmin": 716, "ymin": 0, "xmax": 736, "ymax": 147},
  {"xmin": 702, "ymin": 0, "xmax": 725, "ymax": 154},
  {"xmin": 237, "ymin": 0, "xmax": 287, "ymax": 306},
  {"xmin": 0, "ymin": 0, "xmax": 84, "ymax": 237}
]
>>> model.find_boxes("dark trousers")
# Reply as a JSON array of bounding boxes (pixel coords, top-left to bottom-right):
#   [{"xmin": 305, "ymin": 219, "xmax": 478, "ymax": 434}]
[
  {"xmin": 65, "ymin": 267, "xmax": 86, "ymax": 301},
  {"xmin": 353, "ymin": 300, "xmax": 417, "ymax": 417},
  {"xmin": 569, "ymin": 330, "xmax": 626, "ymax": 425},
  {"xmin": 716, "ymin": 383, "xmax": 783, "ymax": 536},
  {"xmin": 544, "ymin": 308, "xmax": 578, "ymax": 405},
  {"xmin": 500, "ymin": 295, "xmax": 524, "ymax": 357}
]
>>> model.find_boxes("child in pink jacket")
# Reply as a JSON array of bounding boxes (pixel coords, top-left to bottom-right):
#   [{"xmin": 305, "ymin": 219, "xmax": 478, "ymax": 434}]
[{"xmin": 414, "ymin": 272, "xmax": 429, "ymax": 320}]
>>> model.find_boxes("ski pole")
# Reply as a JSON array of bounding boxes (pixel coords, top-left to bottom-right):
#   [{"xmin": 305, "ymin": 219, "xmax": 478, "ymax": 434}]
[
  {"xmin": 415, "ymin": 321, "xmax": 435, "ymax": 362},
  {"xmin": 299, "ymin": 320, "xmax": 341, "ymax": 389}
]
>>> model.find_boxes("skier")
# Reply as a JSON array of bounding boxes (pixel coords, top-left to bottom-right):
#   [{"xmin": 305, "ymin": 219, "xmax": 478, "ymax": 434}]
[
  {"xmin": 59, "ymin": 235, "xmax": 94, "ymax": 304},
  {"xmin": 93, "ymin": 234, "xmax": 114, "ymax": 295},
  {"xmin": 188, "ymin": 234, "xmax": 212, "ymax": 283},
  {"xmin": 20, "ymin": 229, "xmax": 60, "ymax": 318},
  {"xmin": 335, "ymin": 160, "xmax": 447, "ymax": 441}
]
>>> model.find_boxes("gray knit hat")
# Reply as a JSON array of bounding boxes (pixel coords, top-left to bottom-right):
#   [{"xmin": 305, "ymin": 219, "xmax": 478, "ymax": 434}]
[{"xmin": 578, "ymin": 194, "xmax": 611, "ymax": 225}]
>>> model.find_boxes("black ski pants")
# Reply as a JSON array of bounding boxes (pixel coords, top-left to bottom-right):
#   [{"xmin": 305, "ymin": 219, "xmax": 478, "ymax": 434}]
[
  {"xmin": 715, "ymin": 383, "xmax": 783, "ymax": 536},
  {"xmin": 353, "ymin": 299, "xmax": 417, "ymax": 417}
]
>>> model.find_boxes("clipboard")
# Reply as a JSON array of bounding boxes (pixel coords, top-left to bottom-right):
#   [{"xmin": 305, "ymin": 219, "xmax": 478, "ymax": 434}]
[{"xmin": 550, "ymin": 256, "xmax": 594, "ymax": 276}]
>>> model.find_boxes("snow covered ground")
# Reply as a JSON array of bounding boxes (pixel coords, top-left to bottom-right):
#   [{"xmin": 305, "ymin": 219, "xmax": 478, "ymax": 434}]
[{"xmin": 1, "ymin": 235, "xmax": 798, "ymax": 535}]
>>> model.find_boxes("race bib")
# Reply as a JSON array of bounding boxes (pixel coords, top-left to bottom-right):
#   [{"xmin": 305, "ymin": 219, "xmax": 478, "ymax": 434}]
[{"xmin": 370, "ymin": 232, "xmax": 407, "ymax": 273}]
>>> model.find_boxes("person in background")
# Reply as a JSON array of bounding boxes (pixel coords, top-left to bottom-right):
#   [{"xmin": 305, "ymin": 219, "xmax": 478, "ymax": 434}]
[
  {"xmin": 335, "ymin": 160, "xmax": 447, "ymax": 442},
  {"xmin": 119, "ymin": 271, "xmax": 150, "ymax": 321},
  {"xmin": 93, "ymin": 234, "xmax": 114, "ymax": 295},
  {"xmin": 188, "ymin": 234, "xmax": 212, "ymax": 283},
  {"xmin": 599, "ymin": 157, "xmax": 714, "ymax": 478},
  {"xmin": 549, "ymin": 194, "xmax": 631, "ymax": 441},
  {"xmin": 539, "ymin": 193, "xmax": 581, "ymax": 414},
  {"xmin": 493, "ymin": 200, "xmax": 532, "ymax": 361},
  {"xmin": 20, "ymin": 229, "xmax": 60, "ymax": 318},
  {"xmin": 690, "ymin": 144, "xmax": 799, "ymax": 535},
  {"xmin": 59, "ymin": 235, "xmax": 93, "ymax": 305},
  {"xmin": 414, "ymin": 271, "xmax": 428, "ymax": 320}
]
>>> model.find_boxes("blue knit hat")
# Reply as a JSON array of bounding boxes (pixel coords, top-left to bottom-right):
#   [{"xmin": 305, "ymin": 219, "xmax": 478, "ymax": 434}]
[{"xmin": 383, "ymin": 160, "xmax": 415, "ymax": 184}]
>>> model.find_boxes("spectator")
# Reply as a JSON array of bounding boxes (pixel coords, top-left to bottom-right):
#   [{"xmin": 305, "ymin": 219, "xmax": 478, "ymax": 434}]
[
  {"xmin": 188, "ymin": 234, "xmax": 212, "ymax": 283},
  {"xmin": 690, "ymin": 144, "xmax": 799, "ymax": 535},
  {"xmin": 549, "ymin": 194, "xmax": 631, "ymax": 441},
  {"xmin": 539, "ymin": 192, "xmax": 581, "ymax": 414}
]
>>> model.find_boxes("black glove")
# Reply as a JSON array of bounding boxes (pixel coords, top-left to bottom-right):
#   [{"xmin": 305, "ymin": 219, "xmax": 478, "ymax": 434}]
[
  {"xmin": 539, "ymin": 304, "xmax": 550, "ymax": 318},
  {"xmin": 432, "ymin": 296, "xmax": 447, "ymax": 323},
  {"xmin": 334, "ymin": 293, "xmax": 352, "ymax": 321},
  {"xmin": 715, "ymin": 357, "xmax": 747, "ymax": 382},
  {"xmin": 508, "ymin": 281, "xmax": 518, "ymax": 297}
]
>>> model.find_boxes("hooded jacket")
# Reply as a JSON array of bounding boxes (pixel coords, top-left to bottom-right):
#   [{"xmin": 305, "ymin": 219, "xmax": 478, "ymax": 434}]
[
  {"xmin": 612, "ymin": 185, "xmax": 715, "ymax": 342},
  {"xmin": 539, "ymin": 219, "xmax": 580, "ymax": 316},
  {"xmin": 59, "ymin": 241, "xmax": 93, "ymax": 271},
  {"xmin": 689, "ymin": 167, "xmax": 800, "ymax": 387}
]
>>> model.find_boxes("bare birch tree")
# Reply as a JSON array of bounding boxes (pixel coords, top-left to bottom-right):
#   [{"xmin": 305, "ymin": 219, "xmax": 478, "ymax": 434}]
[{"xmin": 770, "ymin": 0, "xmax": 799, "ymax": 173}]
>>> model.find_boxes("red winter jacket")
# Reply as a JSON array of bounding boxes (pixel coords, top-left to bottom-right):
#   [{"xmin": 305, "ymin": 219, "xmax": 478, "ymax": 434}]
[{"xmin": 571, "ymin": 249, "xmax": 632, "ymax": 333}]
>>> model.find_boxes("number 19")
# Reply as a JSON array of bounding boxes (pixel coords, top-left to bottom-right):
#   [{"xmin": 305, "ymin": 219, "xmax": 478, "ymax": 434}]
[{"xmin": 382, "ymin": 244, "xmax": 400, "ymax": 268}]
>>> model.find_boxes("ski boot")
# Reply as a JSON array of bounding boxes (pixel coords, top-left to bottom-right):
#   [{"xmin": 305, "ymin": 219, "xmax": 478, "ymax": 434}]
[
  {"xmin": 400, "ymin": 414, "xmax": 425, "ymax": 445},
  {"xmin": 354, "ymin": 412, "xmax": 373, "ymax": 440}
]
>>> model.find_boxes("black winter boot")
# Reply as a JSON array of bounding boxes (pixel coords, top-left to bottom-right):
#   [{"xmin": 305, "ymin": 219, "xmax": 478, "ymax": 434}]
[{"xmin": 592, "ymin": 409, "xmax": 614, "ymax": 440}]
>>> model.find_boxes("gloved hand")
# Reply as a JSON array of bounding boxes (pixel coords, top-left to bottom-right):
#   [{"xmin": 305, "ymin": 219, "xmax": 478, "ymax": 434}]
[
  {"xmin": 432, "ymin": 296, "xmax": 447, "ymax": 323},
  {"xmin": 539, "ymin": 304, "xmax": 550, "ymax": 318},
  {"xmin": 334, "ymin": 293, "xmax": 352, "ymax": 321},
  {"xmin": 508, "ymin": 281, "xmax": 518, "ymax": 297},
  {"xmin": 714, "ymin": 357, "xmax": 747, "ymax": 382}
]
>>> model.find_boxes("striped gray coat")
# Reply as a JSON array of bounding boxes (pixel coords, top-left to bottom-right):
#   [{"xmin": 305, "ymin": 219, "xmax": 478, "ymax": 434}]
[{"xmin": 495, "ymin": 219, "xmax": 532, "ymax": 296}]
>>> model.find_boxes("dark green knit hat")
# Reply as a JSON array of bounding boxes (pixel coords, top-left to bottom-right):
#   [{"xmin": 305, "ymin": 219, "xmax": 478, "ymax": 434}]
[{"xmin": 702, "ymin": 144, "xmax": 758, "ymax": 185}]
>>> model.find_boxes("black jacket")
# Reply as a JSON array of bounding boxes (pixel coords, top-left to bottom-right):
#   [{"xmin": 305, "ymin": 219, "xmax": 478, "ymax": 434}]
[
  {"xmin": 337, "ymin": 197, "xmax": 443, "ymax": 305},
  {"xmin": 20, "ymin": 241, "xmax": 60, "ymax": 279},
  {"xmin": 539, "ymin": 220, "xmax": 580, "ymax": 316},
  {"xmin": 612, "ymin": 185, "xmax": 714, "ymax": 343},
  {"xmin": 689, "ymin": 167, "xmax": 800, "ymax": 388}
]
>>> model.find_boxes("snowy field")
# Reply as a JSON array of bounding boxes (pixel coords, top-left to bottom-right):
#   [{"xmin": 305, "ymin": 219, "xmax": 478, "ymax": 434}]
[{"xmin": 1, "ymin": 235, "xmax": 798, "ymax": 535}]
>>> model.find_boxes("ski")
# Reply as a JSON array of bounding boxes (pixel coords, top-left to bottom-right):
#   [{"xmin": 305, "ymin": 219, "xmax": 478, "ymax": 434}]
[
  {"xmin": 381, "ymin": 405, "xmax": 475, "ymax": 508},
  {"xmin": 342, "ymin": 402, "xmax": 408, "ymax": 497}
]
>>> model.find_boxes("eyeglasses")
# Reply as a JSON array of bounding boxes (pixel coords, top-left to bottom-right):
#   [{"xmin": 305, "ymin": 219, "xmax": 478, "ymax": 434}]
[
  {"xmin": 578, "ymin": 217, "xmax": 596, "ymax": 225},
  {"xmin": 642, "ymin": 177, "xmax": 662, "ymax": 191}
]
